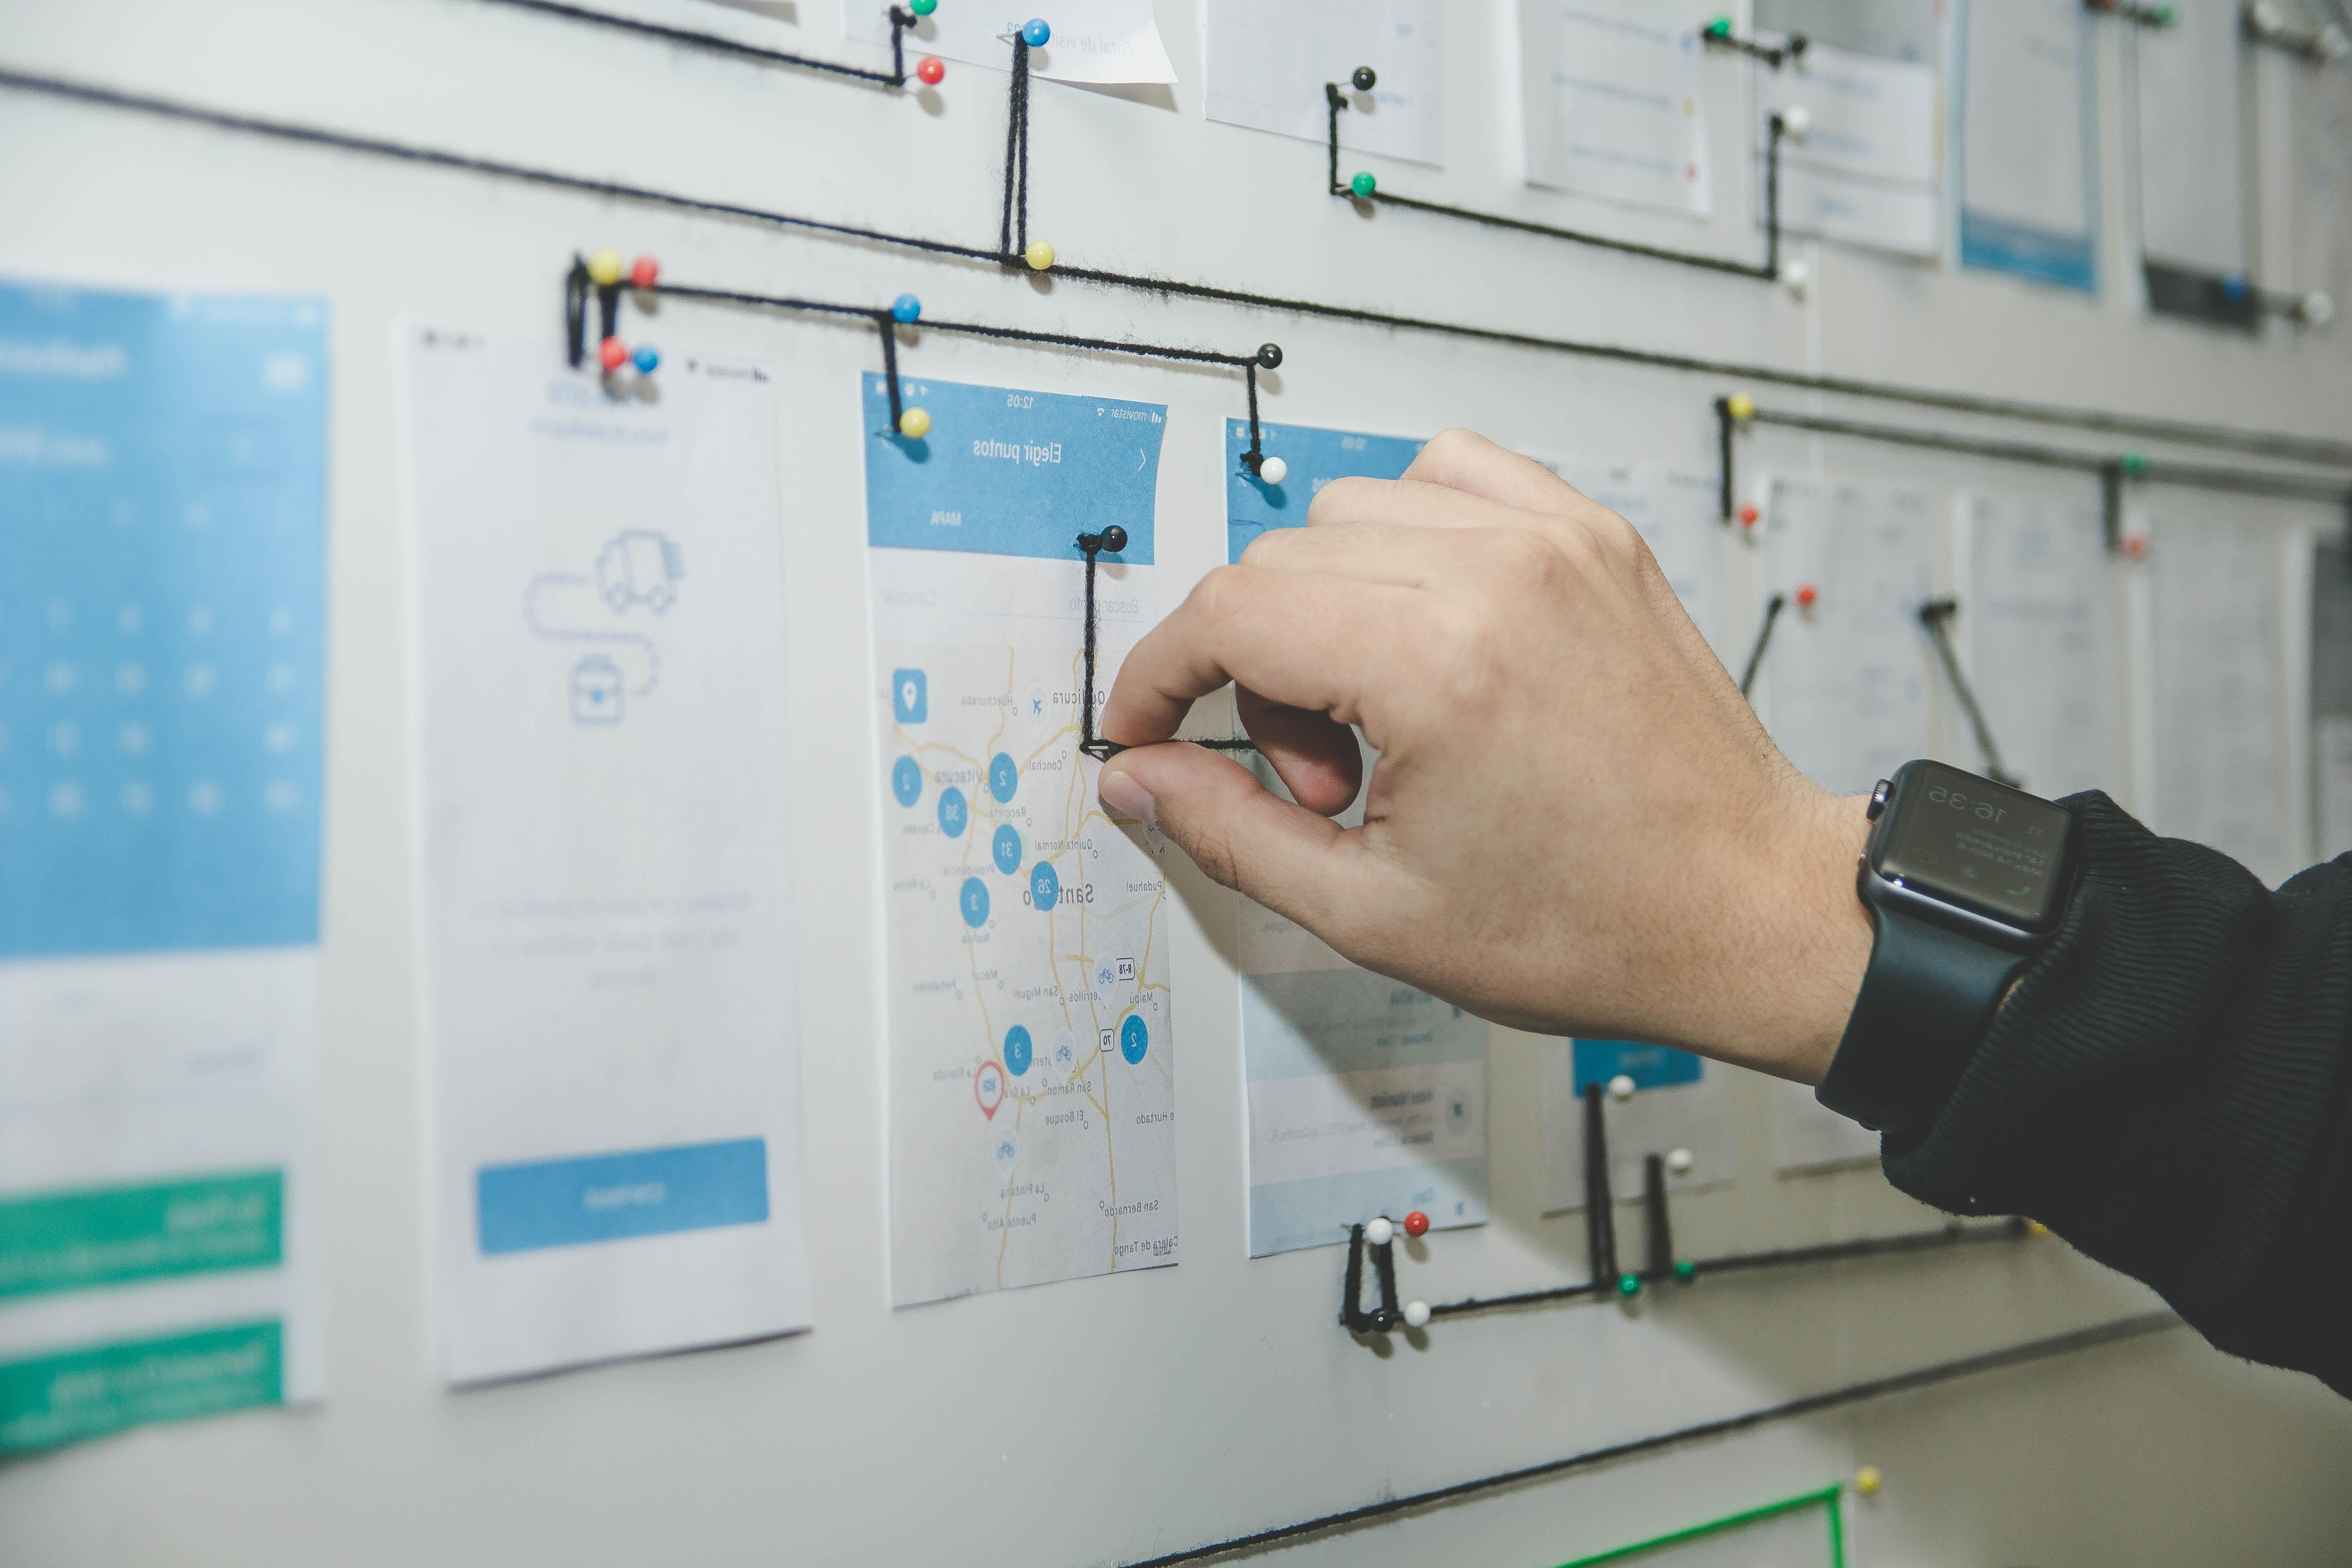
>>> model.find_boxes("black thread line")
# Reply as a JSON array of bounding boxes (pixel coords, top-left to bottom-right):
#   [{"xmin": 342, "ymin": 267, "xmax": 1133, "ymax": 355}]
[
  {"xmin": 474, "ymin": 0, "xmax": 918, "ymax": 86},
  {"xmin": 1739, "ymin": 406, "xmax": 2352, "ymax": 501},
  {"xmin": 2087, "ymin": 0, "xmax": 2182, "ymax": 28},
  {"xmin": 1329, "ymin": 81, "xmax": 1793, "ymax": 282},
  {"xmin": 1701, "ymin": 25, "xmax": 1810, "ymax": 68},
  {"xmin": 1000, "ymin": 36, "xmax": 1029, "ymax": 257},
  {"xmin": 874, "ymin": 312, "xmax": 905, "ymax": 426},
  {"xmin": 1074, "ymin": 538, "xmax": 1258, "ymax": 761},
  {"xmin": 1124, "ymin": 1310, "xmax": 2180, "ymax": 1568},
  {"xmin": 10, "ymin": 68, "xmax": 2351, "ymax": 470},
  {"xmin": 1738, "ymin": 593, "xmax": 1785, "ymax": 699},
  {"xmin": 2245, "ymin": 6, "xmax": 2347, "ymax": 64},
  {"xmin": 1015, "ymin": 39, "xmax": 1030, "ymax": 255},
  {"xmin": 1642, "ymin": 1153, "xmax": 1674, "ymax": 1282},
  {"xmin": 1919, "ymin": 600, "xmax": 2019, "ymax": 788},
  {"xmin": 1583, "ymin": 1083, "xmax": 1618, "ymax": 1288},
  {"xmin": 12, "ymin": 66, "xmax": 2351, "ymax": 470}
]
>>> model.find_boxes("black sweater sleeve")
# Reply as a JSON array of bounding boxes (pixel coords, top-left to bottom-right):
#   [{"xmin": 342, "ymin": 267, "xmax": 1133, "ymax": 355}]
[{"xmin": 1868, "ymin": 791, "xmax": 2352, "ymax": 1395}]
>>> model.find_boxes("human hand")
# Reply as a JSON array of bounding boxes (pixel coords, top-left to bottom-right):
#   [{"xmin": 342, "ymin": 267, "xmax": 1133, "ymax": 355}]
[{"xmin": 1096, "ymin": 430, "xmax": 1873, "ymax": 1083}]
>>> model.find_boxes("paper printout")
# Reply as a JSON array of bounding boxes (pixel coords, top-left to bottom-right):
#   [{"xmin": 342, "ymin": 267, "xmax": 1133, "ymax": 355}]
[
  {"xmin": 868, "ymin": 376, "xmax": 1178, "ymax": 1303},
  {"xmin": 1751, "ymin": 475, "xmax": 1935, "ymax": 797},
  {"xmin": 0, "ymin": 280, "xmax": 328, "ymax": 1450},
  {"xmin": 1756, "ymin": 42, "xmax": 1940, "ymax": 257},
  {"xmin": 407, "ymin": 331, "xmax": 811, "ymax": 1383},
  {"xmin": 1220, "ymin": 422, "xmax": 1487, "ymax": 1254},
  {"xmin": 1954, "ymin": 492, "xmax": 2120, "ymax": 799},
  {"xmin": 1755, "ymin": 0, "xmax": 1942, "ymax": 65},
  {"xmin": 2134, "ymin": 0, "xmax": 2248, "ymax": 276},
  {"xmin": 2148, "ymin": 516, "xmax": 2287, "ymax": 885},
  {"xmin": 1519, "ymin": 1, "xmax": 1713, "ymax": 215},
  {"xmin": 848, "ymin": 0, "xmax": 1174, "ymax": 85},
  {"xmin": 2318, "ymin": 715, "xmax": 2352, "ymax": 862},
  {"xmin": 1540, "ymin": 1041, "xmax": 1736, "ymax": 1212},
  {"xmin": 1204, "ymin": 0, "xmax": 1444, "ymax": 167},
  {"xmin": 1956, "ymin": 0, "xmax": 2098, "ymax": 291},
  {"xmin": 1544, "ymin": 459, "xmax": 1729, "ymax": 661},
  {"xmin": 1774, "ymin": 1080, "xmax": 1881, "ymax": 1170}
]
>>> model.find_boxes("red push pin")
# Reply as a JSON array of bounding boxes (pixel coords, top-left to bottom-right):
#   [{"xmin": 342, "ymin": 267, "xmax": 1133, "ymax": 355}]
[
  {"xmin": 1793, "ymin": 582, "xmax": 1819, "ymax": 610},
  {"xmin": 629, "ymin": 255, "xmax": 660, "ymax": 289},
  {"xmin": 2122, "ymin": 535, "xmax": 2148, "ymax": 560},
  {"xmin": 597, "ymin": 336, "xmax": 630, "ymax": 372},
  {"xmin": 1401, "ymin": 1210, "xmax": 1430, "ymax": 1239},
  {"xmin": 1736, "ymin": 504, "xmax": 1760, "ymax": 528},
  {"xmin": 916, "ymin": 55, "xmax": 946, "ymax": 85}
]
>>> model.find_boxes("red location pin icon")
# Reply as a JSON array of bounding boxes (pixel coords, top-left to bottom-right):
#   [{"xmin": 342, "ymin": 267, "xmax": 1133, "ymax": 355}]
[{"xmin": 975, "ymin": 1061, "xmax": 1005, "ymax": 1119}]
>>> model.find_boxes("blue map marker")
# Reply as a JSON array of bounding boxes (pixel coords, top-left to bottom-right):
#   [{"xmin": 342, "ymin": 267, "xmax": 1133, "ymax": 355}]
[
  {"xmin": 937, "ymin": 786, "xmax": 969, "ymax": 838},
  {"xmin": 892, "ymin": 756, "xmax": 922, "ymax": 808},
  {"xmin": 960, "ymin": 877, "xmax": 990, "ymax": 927},
  {"xmin": 1120, "ymin": 1014, "xmax": 1149, "ymax": 1065},
  {"xmin": 1029, "ymin": 861, "xmax": 1060, "ymax": 911},
  {"xmin": 1004, "ymin": 1024, "xmax": 1033, "ymax": 1077},
  {"xmin": 988, "ymin": 751, "xmax": 1019, "ymax": 803},
  {"xmin": 992, "ymin": 823, "xmax": 1023, "ymax": 874}
]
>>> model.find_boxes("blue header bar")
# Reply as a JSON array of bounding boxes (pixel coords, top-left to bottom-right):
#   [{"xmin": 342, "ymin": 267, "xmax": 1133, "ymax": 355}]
[
  {"xmin": 1225, "ymin": 420, "xmax": 1422, "ymax": 564},
  {"xmin": 863, "ymin": 375, "xmax": 1165, "ymax": 564}
]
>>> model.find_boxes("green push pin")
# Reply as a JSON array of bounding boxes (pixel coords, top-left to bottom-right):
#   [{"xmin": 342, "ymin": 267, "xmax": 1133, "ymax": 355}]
[
  {"xmin": 1673, "ymin": 1260, "xmax": 1697, "ymax": 1284},
  {"xmin": 909, "ymin": 0, "xmax": 936, "ymax": 12},
  {"xmin": 2121, "ymin": 451, "xmax": 2149, "ymax": 476},
  {"xmin": 1349, "ymin": 171, "xmax": 1377, "ymax": 199},
  {"xmin": 1617, "ymin": 1271, "xmax": 1642, "ymax": 1298},
  {"xmin": 1705, "ymin": 16, "xmax": 1733, "ymax": 38},
  {"xmin": 2152, "ymin": 4, "xmax": 2178, "ymax": 24}
]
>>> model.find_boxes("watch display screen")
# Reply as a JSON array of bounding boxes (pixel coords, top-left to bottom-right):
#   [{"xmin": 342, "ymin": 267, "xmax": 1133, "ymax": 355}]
[{"xmin": 1875, "ymin": 762, "xmax": 2072, "ymax": 929}]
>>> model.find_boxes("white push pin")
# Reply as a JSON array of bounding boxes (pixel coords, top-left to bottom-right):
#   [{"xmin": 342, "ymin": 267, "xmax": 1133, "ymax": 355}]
[
  {"xmin": 1402, "ymin": 1299, "xmax": 1431, "ymax": 1329},
  {"xmin": 1666, "ymin": 1146, "xmax": 1695, "ymax": 1175},
  {"xmin": 1607, "ymin": 1073, "xmax": 1637, "ymax": 1102},
  {"xmin": 2301, "ymin": 290, "xmax": 2335, "ymax": 327},
  {"xmin": 2320, "ymin": 23, "xmax": 2350, "ymax": 60},
  {"xmin": 2250, "ymin": 0, "xmax": 2284, "ymax": 33},
  {"xmin": 1780, "ymin": 256, "xmax": 1812, "ymax": 297},
  {"xmin": 1777, "ymin": 104, "xmax": 1812, "ymax": 143},
  {"xmin": 1365, "ymin": 1215, "xmax": 1395, "ymax": 1246},
  {"xmin": 1259, "ymin": 455, "xmax": 1289, "ymax": 485}
]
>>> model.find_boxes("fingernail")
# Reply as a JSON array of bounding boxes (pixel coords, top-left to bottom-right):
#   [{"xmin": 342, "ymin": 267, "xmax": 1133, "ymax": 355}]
[{"xmin": 1098, "ymin": 766, "xmax": 1157, "ymax": 829}]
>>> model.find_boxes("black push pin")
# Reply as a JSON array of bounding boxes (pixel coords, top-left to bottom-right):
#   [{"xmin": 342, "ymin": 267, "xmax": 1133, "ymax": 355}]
[
  {"xmin": 1254, "ymin": 343, "xmax": 1283, "ymax": 369},
  {"xmin": 1078, "ymin": 525, "xmax": 1127, "ymax": 555},
  {"xmin": 1351, "ymin": 65, "xmax": 1377, "ymax": 91}
]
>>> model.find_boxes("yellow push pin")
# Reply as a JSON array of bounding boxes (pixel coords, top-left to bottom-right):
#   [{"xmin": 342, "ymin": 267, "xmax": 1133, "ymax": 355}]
[
  {"xmin": 1024, "ymin": 240, "xmax": 1056, "ymax": 271},
  {"xmin": 2026, "ymin": 1220, "xmax": 2052, "ymax": 1238},
  {"xmin": 586, "ymin": 249, "xmax": 625, "ymax": 287},
  {"xmin": 898, "ymin": 407, "xmax": 932, "ymax": 439},
  {"xmin": 1725, "ymin": 392, "xmax": 1756, "ymax": 422},
  {"xmin": 1854, "ymin": 1465, "xmax": 1882, "ymax": 1497}
]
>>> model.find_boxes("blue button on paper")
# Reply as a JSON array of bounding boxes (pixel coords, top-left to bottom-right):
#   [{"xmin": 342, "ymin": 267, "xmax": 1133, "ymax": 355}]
[
  {"xmin": 892, "ymin": 668, "xmax": 927, "ymax": 723},
  {"xmin": 1572, "ymin": 1039, "xmax": 1702, "ymax": 1095},
  {"xmin": 476, "ymin": 1137, "xmax": 769, "ymax": 1256}
]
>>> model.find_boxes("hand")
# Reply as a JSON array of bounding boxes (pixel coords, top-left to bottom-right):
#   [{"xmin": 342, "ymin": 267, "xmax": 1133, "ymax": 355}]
[{"xmin": 1095, "ymin": 430, "xmax": 1874, "ymax": 1083}]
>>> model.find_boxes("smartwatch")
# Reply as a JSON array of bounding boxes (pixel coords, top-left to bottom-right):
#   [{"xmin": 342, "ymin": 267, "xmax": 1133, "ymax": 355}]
[{"xmin": 1817, "ymin": 759, "xmax": 2078, "ymax": 1141}]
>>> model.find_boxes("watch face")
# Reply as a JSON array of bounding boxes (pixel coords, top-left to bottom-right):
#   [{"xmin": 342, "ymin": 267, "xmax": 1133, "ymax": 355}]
[{"xmin": 1874, "ymin": 761, "xmax": 2072, "ymax": 929}]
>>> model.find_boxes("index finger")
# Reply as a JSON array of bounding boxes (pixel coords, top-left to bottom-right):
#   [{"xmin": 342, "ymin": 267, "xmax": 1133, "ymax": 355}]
[
  {"xmin": 1401, "ymin": 428, "xmax": 1595, "ymax": 517},
  {"xmin": 1100, "ymin": 564, "xmax": 1423, "ymax": 747}
]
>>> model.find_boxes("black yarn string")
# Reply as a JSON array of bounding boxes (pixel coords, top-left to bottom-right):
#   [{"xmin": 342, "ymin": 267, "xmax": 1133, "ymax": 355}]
[
  {"xmin": 1072, "ymin": 536, "xmax": 1257, "ymax": 760},
  {"xmin": 874, "ymin": 312, "xmax": 905, "ymax": 427},
  {"xmin": 12, "ymin": 67, "xmax": 2352, "ymax": 470},
  {"xmin": 563, "ymin": 255, "xmax": 591, "ymax": 367},
  {"xmin": 1327, "ymin": 74, "xmax": 1792, "ymax": 282},
  {"xmin": 1919, "ymin": 600, "xmax": 2020, "ymax": 788},
  {"xmin": 1243, "ymin": 363, "xmax": 1264, "ymax": 470},
  {"xmin": 475, "ymin": 0, "xmax": 919, "ymax": 86},
  {"xmin": 1129, "ymin": 1309, "xmax": 2179, "ymax": 1568},
  {"xmin": 1581, "ymin": 1084, "xmax": 1618, "ymax": 1289},
  {"xmin": 1701, "ymin": 25, "xmax": 1810, "ymax": 67},
  {"xmin": 1737, "ymin": 594, "xmax": 1785, "ymax": 700},
  {"xmin": 1641, "ymin": 1153, "xmax": 1676, "ymax": 1283},
  {"xmin": 1000, "ymin": 37, "xmax": 1031, "ymax": 258}
]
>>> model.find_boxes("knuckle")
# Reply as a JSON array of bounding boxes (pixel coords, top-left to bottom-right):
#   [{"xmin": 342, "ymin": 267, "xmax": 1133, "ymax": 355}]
[
  {"xmin": 1420, "ymin": 428, "xmax": 1485, "ymax": 468},
  {"xmin": 1188, "ymin": 564, "xmax": 1252, "ymax": 628}
]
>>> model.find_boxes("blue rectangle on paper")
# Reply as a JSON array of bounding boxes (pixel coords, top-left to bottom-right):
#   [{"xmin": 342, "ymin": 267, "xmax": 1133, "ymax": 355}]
[
  {"xmin": 476, "ymin": 1138, "xmax": 769, "ymax": 1256},
  {"xmin": 1573, "ymin": 1039, "xmax": 1703, "ymax": 1095},
  {"xmin": 862, "ymin": 375, "xmax": 1164, "ymax": 563},
  {"xmin": 0, "ymin": 280, "xmax": 328, "ymax": 958},
  {"xmin": 1225, "ymin": 421, "xmax": 1423, "ymax": 564},
  {"xmin": 1960, "ymin": 210, "xmax": 2097, "ymax": 295}
]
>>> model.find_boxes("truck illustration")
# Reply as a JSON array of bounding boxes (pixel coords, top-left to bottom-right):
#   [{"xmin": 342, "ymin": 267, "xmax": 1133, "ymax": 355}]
[{"xmin": 595, "ymin": 529, "xmax": 683, "ymax": 612}]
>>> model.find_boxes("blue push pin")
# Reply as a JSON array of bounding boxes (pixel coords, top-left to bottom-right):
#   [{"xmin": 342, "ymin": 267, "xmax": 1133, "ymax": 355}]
[
  {"xmin": 891, "ymin": 293, "xmax": 922, "ymax": 324},
  {"xmin": 631, "ymin": 344, "xmax": 660, "ymax": 374},
  {"xmin": 2220, "ymin": 273, "xmax": 2249, "ymax": 303},
  {"xmin": 1021, "ymin": 17, "xmax": 1050, "ymax": 46}
]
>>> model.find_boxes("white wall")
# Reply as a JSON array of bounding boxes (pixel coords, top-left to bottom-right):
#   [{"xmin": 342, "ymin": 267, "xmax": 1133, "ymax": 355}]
[{"xmin": 5, "ymin": 0, "xmax": 2352, "ymax": 1563}]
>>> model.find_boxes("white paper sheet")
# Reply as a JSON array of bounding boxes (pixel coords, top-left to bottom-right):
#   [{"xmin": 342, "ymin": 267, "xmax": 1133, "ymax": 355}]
[
  {"xmin": 0, "ymin": 280, "xmax": 328, "ymax": 1452},
  {"xmin": 2147, "ymin": 515, "xmax": 2287, "ymax": 885},
  {"xmin": 1773, "ymin": 1078, "xmax": 1881, "ymax": 1170},
  {"xmin": 1539, "ymin": 1040, "xmax": 1736, "ymax": 1211},
  {"xmin": 846, "ymin": 0, "xmax": 1175, "ymax": 85},
  {"xmin": 2134, "ymin": 0, "xmax": 2248, "ymax": 276},
  {"xmin": 406, "ymin": 331, "xmax": 812, "ymax": 1384},
  {"xmin": 1757, "ymin": 40, "xmax": 1941, "ymax": 257},
  {"xmin": 1544, "ymin": 458, "xmax": 1731, "ymax": 662},
  {"xmin": 1751, "ymin": 475, "xmax": 1936, "ymax": 797},
  {"xmin": 1519, "ymin": 1, "xmax": 1713, "ymax": 214},
  {"xmin": 1953, "ymin": 491, "xmax": 2122, "ymax": 799},
  {"xmin": 1956, "ymin": 0, "xmax": 2098, "ymax": 290},
  {"xmin": 1204, "ymin": 0, "xmax": 1444, "ymax": 167},
  {"xmin": 866, "ymin": 375, "xmax": 1178, "ymax": 1305},
  {"xmin": 2318, "ymin": 715, "xmax": 2352, "ymax": 862}
]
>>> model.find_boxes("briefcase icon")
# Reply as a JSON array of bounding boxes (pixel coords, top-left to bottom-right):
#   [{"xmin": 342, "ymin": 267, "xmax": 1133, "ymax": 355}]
[{"xmin": 570, "ymin": 654, "xmax": 624, "ymax": 725}]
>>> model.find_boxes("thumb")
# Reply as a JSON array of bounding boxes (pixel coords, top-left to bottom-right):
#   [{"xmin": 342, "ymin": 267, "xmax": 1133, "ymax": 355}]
[{"xmin": 1099, "ymin": 743, "xmax": 1388, "ymax": 936}]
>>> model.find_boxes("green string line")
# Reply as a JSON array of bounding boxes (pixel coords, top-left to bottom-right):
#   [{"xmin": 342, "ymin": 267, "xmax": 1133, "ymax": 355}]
[{"xmin": 1552, "ymin": 1482, "xmax": 1845, "ymax": 1568}]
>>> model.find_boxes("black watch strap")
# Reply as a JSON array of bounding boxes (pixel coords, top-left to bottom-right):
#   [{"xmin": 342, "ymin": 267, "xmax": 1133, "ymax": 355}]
[{"xmin": 1816, "ymin": 900, "xmax": 2030, "ymax": 1143}]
